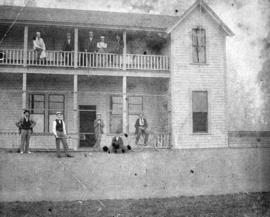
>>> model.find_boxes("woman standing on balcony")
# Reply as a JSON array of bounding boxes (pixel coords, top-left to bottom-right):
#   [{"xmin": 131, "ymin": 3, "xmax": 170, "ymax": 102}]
[
  {"xmin": 33, "ymin": 32, "xmax": 46, "ymax": 62},
  {"xmin": 97, "ymin": 36, "xmax": 108, "ymax": 67}
]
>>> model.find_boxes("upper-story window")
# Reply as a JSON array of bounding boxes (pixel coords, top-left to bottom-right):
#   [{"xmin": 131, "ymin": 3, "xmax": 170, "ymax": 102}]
[{"xmin": 192, "ymin": 28, "xmax": 206, "ymax": 63}]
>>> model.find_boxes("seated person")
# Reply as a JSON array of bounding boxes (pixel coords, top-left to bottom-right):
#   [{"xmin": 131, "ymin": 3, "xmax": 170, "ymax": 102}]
[{"xmin": 103, "ymin": 134, "xmax": 131, "ymax": 154}]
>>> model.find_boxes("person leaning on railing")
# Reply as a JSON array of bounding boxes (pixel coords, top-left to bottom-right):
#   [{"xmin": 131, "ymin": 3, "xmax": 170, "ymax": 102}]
[
  {"xmin": 33, "ymin": 31, "xmax": 46, "ymax": 62},
  {"xmin": 83, "ymin": 31, "xmax": 97, "ymax": 67},
  {"xmin": 97, "ymin": 36, "xmax": 108, "ymax": 67},
  {"xmin": 62, "ymin": 32, "xmax": 74, "ymax": 66}
]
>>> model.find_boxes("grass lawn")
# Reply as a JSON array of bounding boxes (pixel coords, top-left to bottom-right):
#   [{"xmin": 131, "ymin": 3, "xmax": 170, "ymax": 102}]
[{"xmin": 0, "ymin": 192, "xmax": 269, "ymax": 217}]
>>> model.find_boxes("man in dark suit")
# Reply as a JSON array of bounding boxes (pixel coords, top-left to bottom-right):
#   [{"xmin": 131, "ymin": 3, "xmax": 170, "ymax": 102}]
[
  {"xmin": 84, "ymin": 31, "xmax": 96, "ymax": 67},
  {"xmin": 111, "ymin": 135, "xmax": 124, "ymax": 153},
  {"xmin": 62, "ymin": 32, "xmax": 74, "ymax": 66},
  {"xmin": 102, "ymin": 134, "xmax": 131, "ymax": 153},
  {"xmin": 16, "ymin": 109, "xmax": 36, "ymax": 154},
  {"xmin": 135, "ymin": 113, "xmax": 149, "ymax": 146}
]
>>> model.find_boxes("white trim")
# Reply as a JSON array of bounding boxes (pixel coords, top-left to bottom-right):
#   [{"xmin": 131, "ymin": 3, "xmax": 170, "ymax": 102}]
[
  {"xmin": 190, "ymin": 89, "xmax": 211, "ymax": 135},
  {"xmin": 166, "ymin": 0, "xmax": 234, "ymax": 36}
]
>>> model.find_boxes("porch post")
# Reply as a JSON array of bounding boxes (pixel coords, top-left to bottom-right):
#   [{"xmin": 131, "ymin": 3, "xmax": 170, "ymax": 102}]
[
  {"xmin": 73, "ymin": 74, "xmax": 79, "ymax": 149},
  {"xmin": 23, "ymin": 25, "xmax": 28, "ymax": 67},
  {"xmin": 74, "ymin": 28, "xmax": 78, "ymax": 68},
  {"xmin": 122, "ymin": 76, "xmax": 127, "ymax": 134},
  {"xmin": 123, "ymin": 31, "xmax": 127, "ymax": 70},
  {"xmin": 22, "ymin": 73, "xmax": 27, "ymax": 110}
]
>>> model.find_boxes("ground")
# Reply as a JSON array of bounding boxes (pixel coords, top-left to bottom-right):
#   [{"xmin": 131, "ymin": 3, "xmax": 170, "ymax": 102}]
[{"xmin": 0, "ymin": 192, "xmax": 269, "ymax": 217}]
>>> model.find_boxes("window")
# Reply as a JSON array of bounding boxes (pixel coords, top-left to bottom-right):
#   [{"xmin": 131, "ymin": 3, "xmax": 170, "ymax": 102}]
[
  {"xmin": 49, "ymin": 95, "xmax": 65, "ymax": 133},
  {"xmin": 110, "ymin": 96, "xmax": 143, "ymax": 133},
  {"xmin": 29, "ymin": 94, "xmax": 45, "ymax": 133},
  {"xmin": 110, "ymin": 96, "xmax": 123, "ymax": 133},
  {"xmin": 128, "ymin": 96, "xmax": 143, "ymax": 133},
  {"xmin": 192, "ymin": 91, "xmax": 208, "ymax": 133},
  {"xmin": 29, "ymin": 93, "xmax": 65, "ymax": 133},
  {"xmin": 192, "ymin": 28, "xmax": 206, "ymax": 63}
]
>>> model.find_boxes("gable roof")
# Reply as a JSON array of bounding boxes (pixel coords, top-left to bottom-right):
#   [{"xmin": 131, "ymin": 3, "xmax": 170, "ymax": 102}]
[
  {"xmin": 166, "ymin": 0, "xmax": 234, "ymax": 36},
  {"xmin": 0, "ymin": 5, "xmax": 178, "ymax": 32}
]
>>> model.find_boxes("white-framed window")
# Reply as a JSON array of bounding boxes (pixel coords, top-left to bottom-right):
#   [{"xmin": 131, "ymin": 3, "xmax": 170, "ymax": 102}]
[
  {"xmin": 110, "ymin": 95, "xmax": 143, "ymax": 133},
  {"xmin": 192, "ymin": 91, "xmax": 208, "ymax": 133},
  {"xmin": 128, "ymin": 96, "xmax": 143, "ymax": 133},
  {"xmin": 29, "ymin": 93, "xmax": 65, "ymax": 133},
  {"xmin": 110, "ymin": 96, "xmax": 123, "ymax": 133},
  {"xmin": 29, "ymin": 94, "xmax": 45, "ymax": 133}
]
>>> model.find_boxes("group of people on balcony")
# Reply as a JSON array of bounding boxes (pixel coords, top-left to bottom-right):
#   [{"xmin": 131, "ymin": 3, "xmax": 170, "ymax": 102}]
[{"xmin": 32, "ymin": 31, "xmax": 123, "ymax": 65}]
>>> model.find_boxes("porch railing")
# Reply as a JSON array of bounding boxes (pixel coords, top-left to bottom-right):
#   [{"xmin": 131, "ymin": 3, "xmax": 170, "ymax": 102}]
[
  {"xmin": 126, "ymin": 54, "xmax": 169, "ymax": 70},
  {"xmin": 27, "ymin": 50, "xmax": 74, "ymax": 67},
  {"xmin": 78, "ymin": 52, "xmax": 122, "ymax": 69},
  {"xmin": 0, "ymin": 49, "xmax": 24, "ymax": 65},
  {"xmin": 0, "ymin": 49, "xmax": 169, "ymax": 71}
]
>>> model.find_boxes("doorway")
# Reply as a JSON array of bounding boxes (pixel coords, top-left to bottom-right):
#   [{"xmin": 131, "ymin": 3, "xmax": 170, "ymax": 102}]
[{"xmin": 79, "ymin": 105, "xmax": 96, "ymax": 147}]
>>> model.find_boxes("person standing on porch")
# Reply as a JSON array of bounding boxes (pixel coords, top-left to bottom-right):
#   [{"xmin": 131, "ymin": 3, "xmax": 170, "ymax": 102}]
[
  {"xmin": 94, "ymin": 113, "xmax": 104, "ymax": 148},
  {"xmin": 97, "ymin": 36, "xmax": 107, "ymax": 53},
  {"xmin": 33, "ymin": 31, "xmax": 46, "ymax": 61},
  {"xmin": 97, "ymin": 36, "xmax": 107, "ymax": 66},
  {"xmin": 62, "ymin": 32, "xmax": 73, "ymax": 66},
  {"xmin": 135, "ymin": 113, "xmax": 149, "ymax": 146},
  {"xmin": 84, "ymin": 31, "xmax": 96, "ymax": 67},
  {"xmin": 16, "ymin": 109, "xmax": 36, "ymax": 154},
  {"xmin": 52, "ymin": 111, "xmax": 73, "ymax": 158}
]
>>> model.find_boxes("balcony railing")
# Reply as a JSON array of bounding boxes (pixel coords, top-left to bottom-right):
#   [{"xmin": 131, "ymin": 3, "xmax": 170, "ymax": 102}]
[
  {"xmin": 0, "ymin": 49, "xmax": 169, "ymax": 71},
  {"xmin": 0, "ymin": 49, "xmax": 24, "ymax": 65}
]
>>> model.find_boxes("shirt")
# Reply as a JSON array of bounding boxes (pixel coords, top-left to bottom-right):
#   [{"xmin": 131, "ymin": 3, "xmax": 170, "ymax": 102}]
[{"xmin": 52, "ymin": 119, "xmax": 67, "ymax": 136}]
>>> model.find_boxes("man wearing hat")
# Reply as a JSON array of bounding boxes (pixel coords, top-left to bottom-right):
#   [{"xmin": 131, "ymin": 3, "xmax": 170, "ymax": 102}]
[
  {"xmin": 135, "ymin": 113, "xmax": 149, "ymax": 146},
  {"xmin": 84, "ymin": 31, "xmax": 97, "ymax": 67},
  {"xmin": 62, "ymin": 32, "xmax": 74, "ymax": 66},
  {"xmin": 52, "ymin": 111, "xmax": 73, "ymax": 158},
  {"xmin": 94, "ymin": 113, "xmax": 104, "ymax": 148},
  {"xmin": 16, "ymin": 109, "xmax": 36, "ymax": 154}
]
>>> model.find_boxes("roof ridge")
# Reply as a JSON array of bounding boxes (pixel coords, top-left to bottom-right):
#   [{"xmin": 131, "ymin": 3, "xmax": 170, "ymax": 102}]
[{"xmin": 0, "ymin": 5, "xmax": 179, "ymax": 18}]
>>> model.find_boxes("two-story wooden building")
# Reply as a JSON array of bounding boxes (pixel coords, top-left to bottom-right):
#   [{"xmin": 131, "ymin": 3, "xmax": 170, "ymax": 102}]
[{"xmin": 0, "ymin": 0, "xmax": 233, "ymax": 150}]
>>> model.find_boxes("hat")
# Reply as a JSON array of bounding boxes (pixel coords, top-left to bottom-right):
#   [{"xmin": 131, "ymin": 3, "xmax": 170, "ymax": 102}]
[
  {"xmin": 24, "ymin": 109, "xmax": 30, "ymax": 114},
  {"xmin": 56, "ymin": 111, "xmax": 62, "ymax": 115}
]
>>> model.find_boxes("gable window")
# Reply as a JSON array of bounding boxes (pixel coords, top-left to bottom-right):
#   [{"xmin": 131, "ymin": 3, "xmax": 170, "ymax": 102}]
[
  {"xmin": 192, "ymin": 28, "xmax": 206, "ymax": 63},
  {"xmin": 192, "ymin": 91, "xmax": 208, "ymax": 133}
]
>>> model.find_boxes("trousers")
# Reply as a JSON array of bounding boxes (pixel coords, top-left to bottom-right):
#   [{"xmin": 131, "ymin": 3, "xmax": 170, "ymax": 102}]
[
  {"xmin": 20, "ymin": 129, "xmax": 32, "ymax": 152},
  {"xmin": 55, "ymin": 131, "xmax": 69, "ymax": 156},
  {"xmin": 135, "ymin": 128, "xmax": 149, "ymax": 145}
]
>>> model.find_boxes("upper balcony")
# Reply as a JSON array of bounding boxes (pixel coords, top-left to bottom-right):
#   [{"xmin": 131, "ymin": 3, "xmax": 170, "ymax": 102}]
[
  {"xmin": 0, "ymin": 5, "xmax": 173, "ymax": 73},
  {"xmin": 0, "ymin": 49, "xmax": 169, "ymax": 71}
]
